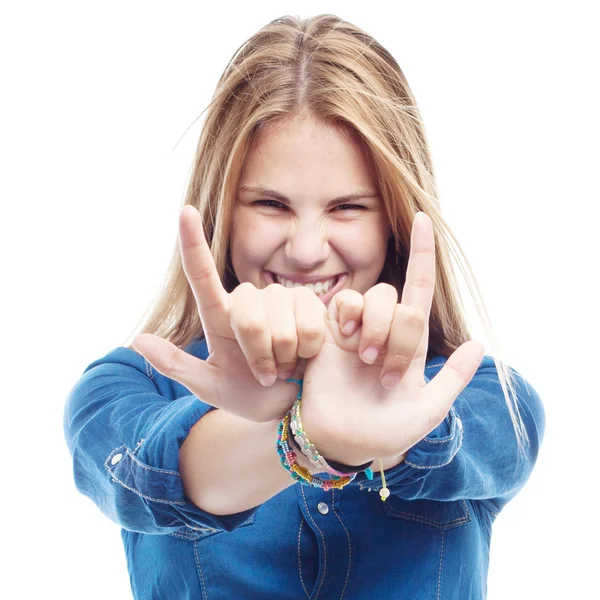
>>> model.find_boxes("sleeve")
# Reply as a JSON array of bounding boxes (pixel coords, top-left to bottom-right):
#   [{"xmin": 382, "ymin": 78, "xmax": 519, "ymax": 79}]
[
  {"xmin": 63, "ymin": 345, "xmax": 258, "ymax": 534},
  {"xmin": 355, "ymin": 358, "xmax": 545, "ymax": 515}
]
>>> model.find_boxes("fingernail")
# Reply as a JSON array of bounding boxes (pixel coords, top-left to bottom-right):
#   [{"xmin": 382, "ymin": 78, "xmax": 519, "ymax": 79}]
[
  {"xmin": 382, "ymin": 374, "xmax": 400, "ymax": 389},
  {"xmin": 342, "ymin": 320, "xmax": 357, "ymax": 335},
  {"xmin": 361, "ymin": 346, "xmax": 379, "ymax": 363},
  {"xmin": 258, "ymin": 373, "xmax": 277, "ymax": 387}
]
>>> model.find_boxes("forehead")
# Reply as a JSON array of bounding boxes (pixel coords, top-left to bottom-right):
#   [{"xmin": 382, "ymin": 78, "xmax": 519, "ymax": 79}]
[{"xmin": 240, "ymin": 117, "xmax": 376, "ymax": 193}]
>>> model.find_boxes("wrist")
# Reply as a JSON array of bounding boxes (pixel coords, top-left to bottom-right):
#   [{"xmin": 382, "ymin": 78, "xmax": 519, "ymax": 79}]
[
  {"xmin": 301, "ymin": 412, "xmax": 408, "ymax": 472},
  {"xmin": 302, "ymin": 415, "xmax": 374, "ymax": 468}
]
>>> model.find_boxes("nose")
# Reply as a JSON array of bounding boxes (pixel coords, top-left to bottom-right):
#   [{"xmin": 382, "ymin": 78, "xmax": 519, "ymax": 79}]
[{"xmin": 284, "ymin": 218, "xmax": 329, "ymax": 270}]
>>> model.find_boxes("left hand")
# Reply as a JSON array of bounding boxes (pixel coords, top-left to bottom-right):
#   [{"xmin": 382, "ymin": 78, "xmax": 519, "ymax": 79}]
[{"xmin": 296, "ymin": 212, "xmax": 485, "ymax": 466}]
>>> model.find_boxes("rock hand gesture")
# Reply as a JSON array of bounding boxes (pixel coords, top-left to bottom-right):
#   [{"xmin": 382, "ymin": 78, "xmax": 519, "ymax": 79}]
[
  {"xmin": 296, "ymin": 213, "xmax": 484, "ymax": 466},
  {"xmin": 132, "ymin": 205, "xmax": 330, "ymax": 422},
  {"xmin": 132, "ymin": 205, "xmax": 484, "ymax": 463}
]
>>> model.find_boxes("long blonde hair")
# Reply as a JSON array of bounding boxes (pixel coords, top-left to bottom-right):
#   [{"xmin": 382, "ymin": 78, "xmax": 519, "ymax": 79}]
[{"xmin": 122, "ymin": 14, "xmax": 530, "ymax": 459}]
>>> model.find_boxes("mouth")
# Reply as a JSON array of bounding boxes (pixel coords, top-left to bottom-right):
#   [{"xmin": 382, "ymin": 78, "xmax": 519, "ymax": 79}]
[{"xmin": 265, "ymin": 271, "xmax": 348, "ymax": 304}]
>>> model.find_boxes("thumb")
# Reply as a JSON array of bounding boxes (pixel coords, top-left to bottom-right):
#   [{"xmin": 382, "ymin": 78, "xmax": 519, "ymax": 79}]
[
  {"xmin": 131, "ymin": 333, "xmax": 217, "ymax": 404},
  {"xmin": 419, "ymin": 340, "xmax": 485, "ymax": 431}
]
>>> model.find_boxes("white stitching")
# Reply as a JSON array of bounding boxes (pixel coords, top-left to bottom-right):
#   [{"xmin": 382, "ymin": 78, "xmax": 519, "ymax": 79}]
[
  {"xmin": 106, "ymin": 470, "xmax": 186, "ymax": 504},
  {"xmin": 104, "ymin": 446, "xmax": 186, "ymax": 505},
  {"xmin": 171, "ymin": 529, "xmax": 205, "ymax": 541},
  {"xmin": 123, "ymin": 447, "xmax": 181, "ymax": 476},
  {"xmin": 331, "ymin": 489, "xmax": 352, "ymax": 600},
  {"xmin": 384, "ymin": 510, "xmax": 469, "ymax": 529},
  {"xmin": 132, "ymin": 438, "xmax": 146, "ymax": 457},
  {"xmin": 106, "ymin": 445, "xmax": 182, "ymax": 476},
  {"xmin": 436, "ymin": 530, "xmax": 445, "ymax": 600},
  {"xmin": 300, "ymin": 486, "xmax": 327, "ymax": 599},
  {"xmin": 297, "ymin": 519, "xmax": 310, "ymax": 598},
  {"xmin": 193, "ymin": 541, "xmax": 208, "ymax": 600},
  {"xmin": 144, "ymin": 358, "xmax": 154, "ymax": 381},
  {"xmin": 404, "ymin": 427, "xmax": 463, "ymax": 469},
  {"xmin": 187, "ymin": 523, "xmax": 220, "ymax": 533},
  {"xmin": 384, "ymin": 499, "xmax": 471, "ymax": 531}
]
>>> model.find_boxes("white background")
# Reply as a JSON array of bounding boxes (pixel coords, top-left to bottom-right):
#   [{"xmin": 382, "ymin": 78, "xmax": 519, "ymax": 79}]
[{"xmin": 2, "ymin": 1, "xmax": 597, "ymax": 598}]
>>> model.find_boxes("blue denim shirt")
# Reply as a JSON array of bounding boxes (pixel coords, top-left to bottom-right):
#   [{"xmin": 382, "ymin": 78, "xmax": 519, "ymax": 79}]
[{"xmin": 64, "ymin": 338, "xmax": 545, "ymax": 599}]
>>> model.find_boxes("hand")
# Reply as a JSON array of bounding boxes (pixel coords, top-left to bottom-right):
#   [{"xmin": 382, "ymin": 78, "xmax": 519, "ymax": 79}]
[
  {"xmin": 332, "ymin": 282, "xmax": 426, "ymax": 390},
  {"xmin": 131, "ymin": 205, "xmax": 328, "ymax": 422},
  {"xmin": 298, "ymin": 212, "xmax": 485, "ymax": 465}
]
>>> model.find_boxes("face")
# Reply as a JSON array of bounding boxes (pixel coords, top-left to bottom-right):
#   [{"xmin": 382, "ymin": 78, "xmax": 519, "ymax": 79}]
[{"xmin": 230, "ymin": 115, "xmax": 391, "ymax": 306}]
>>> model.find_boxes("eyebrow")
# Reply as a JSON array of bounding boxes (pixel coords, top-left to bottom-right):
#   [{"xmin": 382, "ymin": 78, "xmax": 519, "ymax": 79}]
[{"xmin": 238, "ymin": 185, "xmax": 380, "ymax": 207}]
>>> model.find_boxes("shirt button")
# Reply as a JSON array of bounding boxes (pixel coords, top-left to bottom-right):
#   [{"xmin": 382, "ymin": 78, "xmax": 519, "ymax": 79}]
[
  {"xmin": 317, "ymin": 502, "xmax": 329, "ymax": 515},
  {"xmin": 111, "ymin": 453, "xmax": 123, "ymax": 465}
]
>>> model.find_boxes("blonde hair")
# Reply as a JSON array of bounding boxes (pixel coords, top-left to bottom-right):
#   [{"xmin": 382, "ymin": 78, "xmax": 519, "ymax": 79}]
[{"xmin": 122, "ymin": 14, "xmax": 530, "ymax": 459}]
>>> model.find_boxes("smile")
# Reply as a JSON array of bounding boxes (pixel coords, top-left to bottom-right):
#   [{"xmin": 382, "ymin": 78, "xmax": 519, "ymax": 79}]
[{"xmin": 266, "ymin": 272, "xmax": 348, "ymax": 304}]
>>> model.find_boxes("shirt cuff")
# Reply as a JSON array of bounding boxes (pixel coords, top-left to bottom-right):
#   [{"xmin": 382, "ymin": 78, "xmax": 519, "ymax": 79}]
[
  {"xmin": 104, "ymin": 394, "xmax": 257, "ymax": 532},
  {"xmin": 352, "ymin": 403, "xmax": 463, "ymax": 490}
]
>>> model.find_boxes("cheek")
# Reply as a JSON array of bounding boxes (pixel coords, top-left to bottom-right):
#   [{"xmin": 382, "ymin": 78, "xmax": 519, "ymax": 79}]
[
  {"xmin": 230, "ymin": 213, "xmax": 282, "ymax": 267},
  {"xmin": 331, "ymin": 223, "xmax": 388, "ymax": 268}
]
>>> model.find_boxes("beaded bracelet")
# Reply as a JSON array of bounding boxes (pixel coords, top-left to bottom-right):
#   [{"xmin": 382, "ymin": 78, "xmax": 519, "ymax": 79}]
[
  {"xmin": 283, "ymin": 377, "xmax": 388, "ymax": 500},
  {"xmin": 276, "ymin": 411, "xmax": 356, "ymax": 490},
  {"xmin": 285, "ymin": 418, "xmax": 359, "ymax": 479},
  {"xmin": 290, "ymin": 396, "xmax": 374, "ymax": 479},
  {"xmin": 289, "ymin": 398, "xmax": 355, "ymax": 477}
]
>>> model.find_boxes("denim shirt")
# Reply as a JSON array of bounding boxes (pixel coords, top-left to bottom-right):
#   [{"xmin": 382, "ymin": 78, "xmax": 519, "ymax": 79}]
[{"xmin": 64, "ymin": 338, "xmax": 545, "ymax": 600}]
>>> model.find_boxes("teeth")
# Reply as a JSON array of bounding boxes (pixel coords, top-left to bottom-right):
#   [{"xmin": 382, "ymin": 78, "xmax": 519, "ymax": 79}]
[{"xmin": 275, "ymin": 275, "xmax": 337, "ymax": 295}]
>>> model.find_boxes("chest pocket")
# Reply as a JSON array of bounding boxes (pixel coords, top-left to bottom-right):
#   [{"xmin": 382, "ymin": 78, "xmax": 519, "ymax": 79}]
[
  {"xmin": 168, "ymin": 513, "xmax": 255, "ymax": 542},
  {"xmin": 382, "ymin": 496, "xmax": 471, "ymax": 530}
]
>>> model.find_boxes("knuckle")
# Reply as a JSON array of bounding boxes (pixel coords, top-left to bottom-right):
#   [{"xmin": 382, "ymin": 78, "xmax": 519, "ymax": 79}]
[
  {"xmin": 335, "ymin": 288, "xmax": 362, "ymax": 306},
  {"xmin": 299, "ymin": 327, "xmax": 323, "ymax": 343},
  {"xmin": 236, "ymin": 318, "xmax": 265, "ymax": 336},
  {"xmin": 336, "ymin": 288, "xmax": 361, "ymax": 300},
  {"xmin": 251, "ymin": 355, "xmax": 274, "ymax": 370},
  {"xmin": 271, "ymin": 332, "xmax": 297, "ymax": 348},
  {"xmin": 365, "ymin": 282, "xmax": 398, "ymax": 301},
  {"xmin": 294, "ymin": 286, "xmax": 318, "ymax": 300},
  {"xmin": 230, "ymin": 281, "xmax": 257, "ymax": 301},
  {"xmin": 366, "ymin": 326, "xmax": 389, "ymax": 344},
  {"xmin": 236, "ymin": 281, "xmax": 257, "ymax": 293},
  {"xmin": 185, "ymin": 263, "xmax": 213, "ymax": 285},
  {"xmin": 405, "ymin": 306, "xmax": 426, "ymax": 327},
  {"xmin": 165, "ymin": 348, "xmax": 183, "ymax": 375},
  {"xmin": 389, "ymin": 353, "xmax": 411, "ymax": 370},
  {"xmin": 411, "ymin": 275, "xmax": 433, "ymax": 290},
  {"xmin": 266, "ymin": 282, "xmax": 287, "ymax": 293},
  {"xmin": 277, "ymin": 360, "xmax": 297, "ymax": 373},
  {"xmin": 292, "ymin": 285, "xmax": 310, "ymax": 294},
  {"xmin": 397, "ymin": 304, "xmax": 425, "ymax": 326}
]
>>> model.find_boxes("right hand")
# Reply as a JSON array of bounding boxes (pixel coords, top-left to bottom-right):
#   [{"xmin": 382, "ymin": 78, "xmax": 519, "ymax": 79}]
[{"xmin": 131, "ymin": 205, "xmax": 327, "ymax": 422}]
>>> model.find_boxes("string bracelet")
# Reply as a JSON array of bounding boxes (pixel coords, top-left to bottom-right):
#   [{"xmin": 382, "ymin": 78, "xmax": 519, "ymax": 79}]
[
  {"xmin": 287, "ymin": 381, "xmax": 374, "ymax": 479},
  {"xmin": 284, "ymin": 377, "xmax": 388, "ymax": 500},
  {"xmin": 289, "ymin": 398, "xmax": 362, "ymax": 477},
  {"xmin": 276, "ymin": 411, "xmax": 356, "ymax": 490}
]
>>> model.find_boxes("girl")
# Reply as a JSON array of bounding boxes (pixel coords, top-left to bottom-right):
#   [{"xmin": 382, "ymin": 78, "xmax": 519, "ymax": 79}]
[{"xmin": 64, "ymin": 14, "xmax": 545, "ymax": 599}]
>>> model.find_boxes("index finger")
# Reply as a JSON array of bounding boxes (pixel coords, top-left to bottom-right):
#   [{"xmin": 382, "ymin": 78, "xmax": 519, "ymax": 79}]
[
  {"xmin": 399, "ymin": 212, "xmax": 435, "ymax": 366},
  {"xmin": 179, "ymin": 205, "xmax": 231, "ymax": 345}
]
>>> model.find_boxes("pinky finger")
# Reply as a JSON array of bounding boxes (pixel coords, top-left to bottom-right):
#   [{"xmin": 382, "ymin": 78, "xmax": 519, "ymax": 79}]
[{"xmin": 333, "ymin": 289, "xmax": 365, "ymax": 336}]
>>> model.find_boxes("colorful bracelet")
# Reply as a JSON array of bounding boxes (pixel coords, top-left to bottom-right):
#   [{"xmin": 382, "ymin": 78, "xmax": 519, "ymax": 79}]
[
  {"xmin": 289, "ymin": 398, "xmax": 355, "ymax": 476},
  {"xmin": 290, "ymin": 394, "xmax": 373, "ymax": 479},
  {"xmin": 276, "ymin": 411, "xmax": 356, "ymax": 490},
  {"xmin": 283, "ymin": 377, "xmax": 388, "ymax": 500}
]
